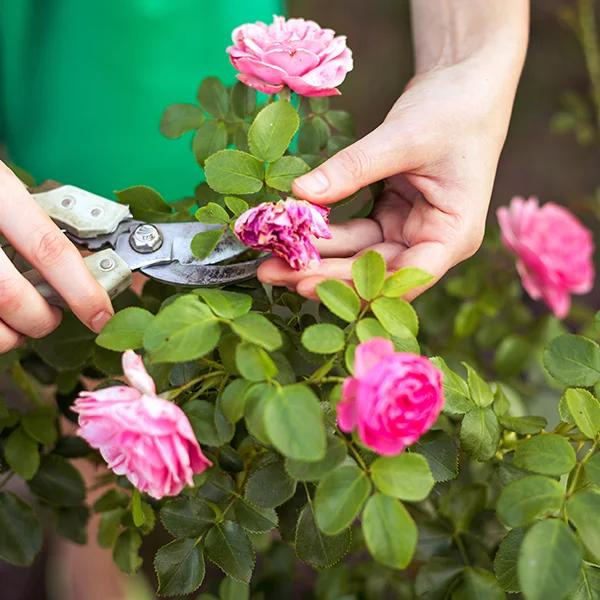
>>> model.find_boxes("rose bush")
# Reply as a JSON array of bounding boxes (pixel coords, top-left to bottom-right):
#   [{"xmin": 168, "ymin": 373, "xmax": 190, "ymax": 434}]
[{"xmin": 0, "ymin": 12, "xmax": 598, "ymax": 600}]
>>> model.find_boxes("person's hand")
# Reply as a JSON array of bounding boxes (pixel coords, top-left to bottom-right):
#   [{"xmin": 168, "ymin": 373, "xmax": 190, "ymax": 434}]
[
  {"xmin": 0, "ymin": 162, "xmax": 114, "ymax": 351},
  {"xmin": 258, "ymin": 20, "xmax": 527, "ymax": 300}
]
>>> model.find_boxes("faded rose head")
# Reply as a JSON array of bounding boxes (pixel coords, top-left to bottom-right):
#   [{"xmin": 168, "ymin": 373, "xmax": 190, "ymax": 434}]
[
  {"xmin": 227, "ymin": 15, "xmax": 353, "ymax": 97},
  {"xmin": 337, "ymin": 338, "xmax": 444, "ymax": 456},
  {"xmin": 73, "ymin": 351, "xmax": 211, "ymax": 499},
  {"xmin": 497, "ymin": 196, "xmax": 595, "ymax": 318},
  {"xmin": 234, "ymin": 197, "xmax": 331, "ymax": 270}
]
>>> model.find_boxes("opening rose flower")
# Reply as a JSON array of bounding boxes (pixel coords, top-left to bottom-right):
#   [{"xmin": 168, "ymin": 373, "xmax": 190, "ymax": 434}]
[
  {"xmin": 337, "ymin": 338, "xmax": 444, "ymax": 456},
  {"xmin": 497, "ymin": 196, "xmax": 595, "ymax": 318},
  {"xmin": 73, "ymin": 350, "xmax": 211, "ymax": 499},
  {"xmin": 234, "ymin": 197, "xmax": 331, "ymax": 270},
  {"xmin": 227, "ymin": 15, "xmax": 353, "ymax": 97}
]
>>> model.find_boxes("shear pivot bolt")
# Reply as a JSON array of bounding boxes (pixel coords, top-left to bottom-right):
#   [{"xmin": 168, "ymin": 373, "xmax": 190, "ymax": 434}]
[
  {"xmin": 61, "ymin": 196, "xmax": 75, "ymax": 208},
  {"xmin": 99, "ymin": 257, "xmax": 115, "ymax": 271},
  {"xmin": 130, "ymin": 224, "xmax": 163, "ymax": 253}
]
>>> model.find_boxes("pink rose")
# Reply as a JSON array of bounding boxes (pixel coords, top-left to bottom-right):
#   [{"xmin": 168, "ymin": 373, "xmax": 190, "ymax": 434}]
[
  {"xmin": 497, "ymin": 196, "xmax": 595, "ymax": 318},
  {"xmin": 73, "ymin": 351, "xmax": 211, "ymax": 499},
  {"xmin": 227, "ymin": 15, "xmax": 353, "ymax": 97},
  {"xmin": 234, "ymin": 197, "xmax": 331, "ymax": 270},
  {"xmin": 337, "ymin": 338, "xmax": 444, "ymax": 456}
]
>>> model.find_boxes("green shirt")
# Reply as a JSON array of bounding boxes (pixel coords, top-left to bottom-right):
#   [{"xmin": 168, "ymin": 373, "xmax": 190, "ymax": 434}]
[{"xmin": 0, "ymin": 0, "xmax": 282, "ymax": 199}]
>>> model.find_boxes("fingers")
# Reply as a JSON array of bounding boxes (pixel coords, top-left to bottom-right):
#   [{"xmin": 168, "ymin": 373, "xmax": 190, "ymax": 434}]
[
  {"xmin": 292, "ymin": 121, "xmax": 418, "ymax": 205},
  {"xmin": 0, "ymin": 320, "xmax": 23, "ymax": 353},
  {"xmin": 316, "ymin": 220, "xmax": 383, "ymax": 257},
  {"xmin": 0, "ymin": 249, "xmax": 62, "ymax": 338},
  {"xmin": 0, "ymin": 166, "xmax": 114, "ymax": 332}
]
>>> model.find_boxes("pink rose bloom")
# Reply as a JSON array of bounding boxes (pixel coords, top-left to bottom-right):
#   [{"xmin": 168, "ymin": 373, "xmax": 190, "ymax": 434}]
[
  {"xmin": 234, "ymin": 197, "xmax": 331, "ymax": 270},
  {"xmin": 337, "ymin": 338, "xmax": 444, "ymax": 456},
  {"xmin": 227, "ymin": 15, "xmax": 353, "ymax": 97},
  {"xmin": 73, "ymin": 351, "xmax": 211, "ymax": 499},
  {"xmin": 497, "ymin": 196, "xmax": 595, "ymax": 318}
]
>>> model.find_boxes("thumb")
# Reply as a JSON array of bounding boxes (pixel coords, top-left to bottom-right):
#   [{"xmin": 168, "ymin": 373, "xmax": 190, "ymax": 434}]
[{"xmin": 292, "ymin": 121, "xmax": 417, "ymax": 204}]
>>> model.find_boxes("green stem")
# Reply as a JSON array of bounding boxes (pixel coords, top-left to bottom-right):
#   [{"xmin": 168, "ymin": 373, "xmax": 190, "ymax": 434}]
[
  {"xmin": 279, "ymin": 87, "xmax": 291, "ymax": 102},
  {"xmin": 578, "ymin": 0, "xmax": 600, "ymax": 132},
  {"xmin": 0, "ymin": 471, "xmax": 14, "ymax": 490},
  {"xmin": 567, "ymin": 437, "xmax": 598, "ymax": 497},
  {"xmin": 454, "ymin": 533, "xmax": 471, "ymax": 566}
]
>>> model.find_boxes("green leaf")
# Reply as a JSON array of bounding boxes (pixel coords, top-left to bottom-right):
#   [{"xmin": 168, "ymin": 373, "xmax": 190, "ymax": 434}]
[
  {"xmin": 248, "ymin": 99, "xmax": 299, "ymax": 162},
  {"xmin": 265, "ymin": 156, "xmax": 310, "ymax": 192},
  {"xmin": 220, "ymin": 576, "xmax": 250, "ymax": 600},
  {"xmin": 94, "ymin": 489, "xmax": 129, "ymax": 512},
  {"xmin": 498, "ymin": 415, "xmax": 547, "ymax": 435},
  {"xmin": 494, "ymin": 528, "xmax": 525, "ymax": 593},
  {"xmin": 28, "ymin": 455, "xmax": 85, "ymax": 507},
  {"xmin": 413, "ymin": 430, "xmax": 459, "ymax": 482},
  {"xmin": 453, "ymin": 568, "xmax": 505, "ymax": 600},
  {"xmin": 430, "ymin": 357, "xmax": 473, "ymax": 415},
  {"xmin": 316, "ymin": 280, "xmax": 361, "ymax": 323},
  {"xmin": 514, "ymin": 434, "xmax": 576, "ymax": 476},
  {"xmin": 114, "ymin": 185, "xmax": 173, "ymax": 221},
  {"xmin": 235, "ymin": 342, "xmax": 278, "ymax": 381},
  {"xmin": 301, "ymin": 323, "xmax": 345, "ymax": 354},
  {"xmin": 0, "ymin": 492, "xmax": 42, "ymax": 566},
  {"xmin": 97, "ymin": 508, "xmax": 125, "ymax": 549},
  {"xmin": 193, "ymin": 120, "xmax": 228, "ymax": 164},
  {"xmin": 285, "ymin": 435, "xmax": 347, "ymax": 481},
  {"xmin": 371, "ymin": 296, "xmax": 419, "ymax": 337},
  {"xmin": 243, "ymin": 383, "xmax": 274, "ymax": 444},
  {"xmin": 382, "ymin": 267, "xmax": 433, "ymax": 297},
  {"xmin": 235, "ymin": 498, "xmax": 278, "ymax": 534},
  {"xmin": 230, "ymin": 313, "xmax": 282, "ymax": 351},
  {"xmin": 113, "ymin": 529, "xmax": 143, "ymax": 575},
  {"xmin": 155, "ymin": 540, "xmax": 205, "ymax": 597},
  {"xmin": 355, "ymin": 317, "xmax": 387, "ymax": 342},
  {"xmin": 131, "ymin": 489, "xmax": 144, "ymax": 528},
  {"xmin": 197, "ymin": 76, "xmax": 229, "ymax": 118},
  {"xmin": 568, "ymin": 564, "xmax": 600, "ymax": 600},
  {"xmin": 265, "ymin": 384, "xmax": 326, "ymax": 461},
  {"xmin": 224, "ymin": 196, "xmax": 249, "ymax": 217},
  {"xmin": 325, "ymin": 110, "xmax": 355, "ymax": 136},
  {"xmin": 184, "ymin": 400, "xmax": 233, "ymax": 447},
  {"xmin": 160, "ymin": 497, "xmax": 215, "ymax": 538},
  {"xmin": 463, "ymin": 363, "xmax": 494, "ymax": 407},
  {"xmin": 21, "ymin": 408, "xmax": 57, "ymax": 446},
  {"xmin": 297, "ymin": 116, "xmax": 329, "ymax": 153},
  {"xmin": 220, "ymin": 379, "xmax": 251, "ymax": 424},
  {"xmin": 96, "ymin": 307, "xmax": 154, "ymax": 351},
  {"xmin": 362, "ymin": 493, "xmax": 417, "ymax": 569},
  {"xmin": 309, "ymin": 97, "xmax": 330, "ymax": 114},
  {"xmin": 585, "ymin": 453, "xmax": 600, "ymax": 486},
  {"xmin": 460, "ymin": 407, "xmax": 501, "ymax": 461},
  {"xmin": 496, "ymin": 475, "xmax": 564, "ymax": 527},
  {"xmin": 295, "ymin": 503, "xmax": 351, "ymax": 569},
  {"xmin": 518, "ymin": 519, "xmax": 582, "ymax": 600},
  {"xmin": 352, "ymin": 250, "xmax": 386, "ymax": 300},
  {"xmin": 415, "ymin": 558, "xmax": 464, "ymax": 599},
  {"xmin": 567, "ymin": 489, "xmax": 600, "ymax": 560},
  {"xmin": 32, "ymin": 312, "xmax": 95, "ymax": 371},
  {"xmin": 544, "ymin": 334, "xmax": 600, "ymax": 387},
  {"xmin": 315, "ymin": 464, "xmax": 371, "ymax": 535},
  {"xmin": 160, "ymin": 103, "xmax": 204, "ymax": 138},
  {"xmin": 439, "ymin": 483, "xmax": 486, "ymax": 533},
  {"xmin": 565, "ymin": 388, "xmax": 600, "ymax": 438},
  {"xmin": 494, "ymin": 335, "xmax": 532, "ymax": 376},
  {"xmin": 245, "ymin": 460, "xmax": 296, "ymax": 508},
  {"xmin": 205, "ymin": 521, "xmax": 255, "ymax": 583},
  {"xmin": 205, "ymin": 150, "xmax": 264, "ymax": 195},
  {"xmin": 143, "ymin": 295, "xmax": 221, "ymax": 363},
  {"xmin": 195, "ymin": 202, "xmax": 230, "ymax": 225},
  {"xmin": 454, "ymin": 301, "xmax": 482, "ymax": 338},
  {"xmin": 55, "ymin": 505, "xmax": 89, "ymax": 545},
  {"xmin": 371, "ymin": 453, "xmax": 434, "ymax": 501},
  {"xmin": 4, "ymin": 427, "xmax": 39, "ymax": 480},
  {"xmin": 195, "ymin": 289, "xmax": 251, "ymax": 320},
  {"xmin": 191, "ymin": 227, "xmax": 225, "ymax": 260},
  {"xmin": 231, "ymin": 81, "xmax": 257, "ymax": 118}
]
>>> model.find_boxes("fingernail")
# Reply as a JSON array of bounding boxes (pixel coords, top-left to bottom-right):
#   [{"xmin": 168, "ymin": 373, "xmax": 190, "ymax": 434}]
[
  {"xmin": 295, "ymin": 170, "xmax": 329, "ymax": 194},
  {"xmin": 90, "ymin": 310, "xmax": 112, "ymax": 333}
]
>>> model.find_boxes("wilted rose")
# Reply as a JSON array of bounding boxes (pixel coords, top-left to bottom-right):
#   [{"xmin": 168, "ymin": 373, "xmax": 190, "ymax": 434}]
[
  {"xmin": 73, "ymin": 350, "xmax": 211, "ymax": 499},
  {"xmin": 227, "ymin": 15, "xmax": 353, "ymax": 97},
  {"xmin": 234, "ymin": 197, "xmax": 331, "ymax": 270},
  {"xmin": 337, "ymin": 338, "xmax": 444, "ymax": 456},
  {"xmin": 497, "ymin": 196, "xmax": 595, "ymax": 318}
]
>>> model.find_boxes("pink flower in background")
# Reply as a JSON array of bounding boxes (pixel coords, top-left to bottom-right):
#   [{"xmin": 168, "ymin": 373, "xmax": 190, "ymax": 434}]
[
  {"xmin": 227, "ymin": 15, "xmax": 353, "ymax": 96},
  {"xmin": 497, "ymin": 196, "xmax": 595, "ymax": 318},
  {"xmin": 337, "ymin": 338, "xmax": 444, "ymax": 456},
  {"xmin": 73, "ymin": 351, "xmax": 211, "ymax": 499},
  {"xmin": 234, "ymin": 198, "xmax": 331, "ymax": 270}
]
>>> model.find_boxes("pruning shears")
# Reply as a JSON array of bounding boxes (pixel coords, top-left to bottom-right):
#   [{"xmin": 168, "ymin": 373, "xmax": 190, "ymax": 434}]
[{"xmin": 24, "ymin": 185, "xmax": 262, "ymax": 306}]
